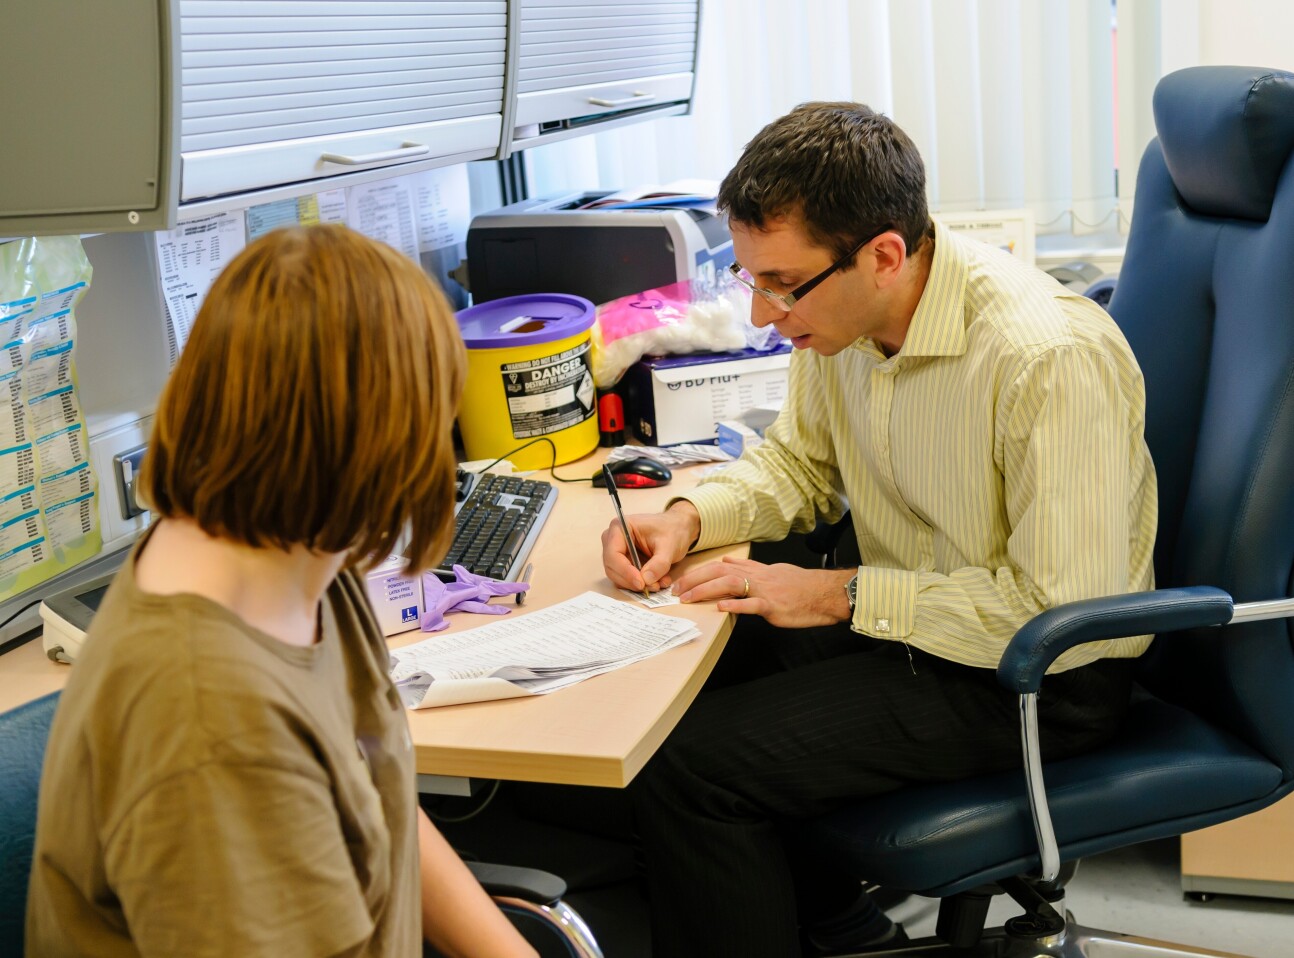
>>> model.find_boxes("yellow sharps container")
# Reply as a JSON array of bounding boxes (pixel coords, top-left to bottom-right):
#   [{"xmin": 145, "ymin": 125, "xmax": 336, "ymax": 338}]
[{"xmin": 455, "ymin": 293, "xmax": 599, "ymax": 470}]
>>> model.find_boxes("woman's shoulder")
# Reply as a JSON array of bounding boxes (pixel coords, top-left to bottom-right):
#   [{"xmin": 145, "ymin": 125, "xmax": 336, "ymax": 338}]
[
  {"xmin": 78, "ymin": 572, "xmax": 293, "ymax": 686},
  {"xmin": 53, "ymin": 564, "xmax": 385, "ymax": 787},
  {"xmin": 63, "ymin": 586, "xmax": 328, "ymax": 777}
]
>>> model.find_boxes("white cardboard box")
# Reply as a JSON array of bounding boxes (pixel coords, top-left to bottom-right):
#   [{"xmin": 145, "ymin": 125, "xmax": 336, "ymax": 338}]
[
  {"xmin": 363, "ymin": 556, "xmax": 424, "ymax": 636},
  {"xmin": 621, "ymin": 346, "xmax": 792, "ymax": 446}
]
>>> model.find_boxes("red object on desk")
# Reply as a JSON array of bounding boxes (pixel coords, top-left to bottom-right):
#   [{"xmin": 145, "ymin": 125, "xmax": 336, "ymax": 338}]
[{"xmin": 598, "ymin": 392, "xmax": 626, "ymax": 446}]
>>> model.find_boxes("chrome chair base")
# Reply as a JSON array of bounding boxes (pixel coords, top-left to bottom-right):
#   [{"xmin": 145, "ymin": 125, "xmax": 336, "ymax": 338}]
[{"xmin": 831, "ymin": 921, "xmax": 1258, "ymax": 958}]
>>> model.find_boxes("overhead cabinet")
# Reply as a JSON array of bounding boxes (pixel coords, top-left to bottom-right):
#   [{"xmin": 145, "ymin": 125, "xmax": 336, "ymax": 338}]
[
  {"xmin": 505, "ymin": 0, "xmax": 700, "ymax": 152},
  {"xmin": 0, "ymin": 0, "xmax": 700, "ymax": 236},
  {"xmin": 2, "ymin": 0, "xmax": 509, "ymax": 235},
  {"xmin": 0, "ymin": 0, "xmax": 180, "ymax": 236},
  {"xmin": 179, "ymin": 0, "xmax": 508, "ymax": 203}
]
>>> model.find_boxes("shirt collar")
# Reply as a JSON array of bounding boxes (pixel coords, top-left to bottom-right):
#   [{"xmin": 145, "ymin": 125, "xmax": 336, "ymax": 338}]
[{"xmin": 894, "ymin": 219, "xmax": 969, "ymax": 358}]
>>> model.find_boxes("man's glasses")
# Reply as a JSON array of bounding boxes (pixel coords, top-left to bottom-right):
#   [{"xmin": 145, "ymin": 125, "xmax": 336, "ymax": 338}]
[{"xmin": 727, "ymin": 224, "xmax": 893, "ymax": 312}]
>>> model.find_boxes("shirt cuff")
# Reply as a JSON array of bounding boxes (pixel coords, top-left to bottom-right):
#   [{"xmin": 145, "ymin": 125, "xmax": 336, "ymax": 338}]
[
  {"xmin": 851, "ymin": 566, "xmax": 918, "ymax": 639},
  {"xmin": 669, "ymin": 484, "xmax": 748, "ymax": 552}
]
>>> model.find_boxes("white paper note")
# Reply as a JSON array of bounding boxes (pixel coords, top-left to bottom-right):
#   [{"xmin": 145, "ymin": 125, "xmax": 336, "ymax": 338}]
[
  {"xmin": 346, "ymin": 178, "xmax": 419, "ymax": 260},
  {"xmin": 154, "ymin": 211, "xmax": 248, "ymax": 363},
  {"xmin": 620, "ymin": 587, "xmax": 681, "ymax": 608},
  {"xmin": 410, "ymin": 166, "xmax": 470, "ymax": 253}
]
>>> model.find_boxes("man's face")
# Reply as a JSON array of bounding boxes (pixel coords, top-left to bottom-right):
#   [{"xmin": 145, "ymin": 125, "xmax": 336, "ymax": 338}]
[{"xmin": 729, "ymin": 216, "xmax": 875, "ymax": 357}]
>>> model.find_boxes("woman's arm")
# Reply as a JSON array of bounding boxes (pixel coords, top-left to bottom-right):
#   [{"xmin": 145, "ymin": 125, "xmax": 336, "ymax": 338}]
[{"xmin": 418, "ymin": 808, "xmax": 539, "ymax": 958}]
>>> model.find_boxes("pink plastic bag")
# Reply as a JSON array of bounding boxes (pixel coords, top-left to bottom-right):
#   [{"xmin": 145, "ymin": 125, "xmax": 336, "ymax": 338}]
[{"xmin": 592, "ymin": 278, "xmax": 776, "ymax": 387}]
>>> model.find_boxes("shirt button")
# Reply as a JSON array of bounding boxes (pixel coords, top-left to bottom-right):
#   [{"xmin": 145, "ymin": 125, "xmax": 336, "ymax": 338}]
[{"xmin": 875, "ymin": 618, "xmax": 891, "ymax": 634}]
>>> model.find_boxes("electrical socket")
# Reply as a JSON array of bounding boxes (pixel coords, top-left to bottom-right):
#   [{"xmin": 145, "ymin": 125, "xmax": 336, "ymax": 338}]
[
  {"xmin": 113, "ymin": 444, "xmax": 148, "ymax": 519},
  {"xmin": 89, "ymin": 417, "xmax": 153, "ymax": 552}
]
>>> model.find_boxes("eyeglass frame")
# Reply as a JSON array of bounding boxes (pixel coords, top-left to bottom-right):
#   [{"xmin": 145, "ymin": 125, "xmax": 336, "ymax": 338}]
[{"xmin": 727, "ymin": 223, "xmax": 894, "ymax": 312}]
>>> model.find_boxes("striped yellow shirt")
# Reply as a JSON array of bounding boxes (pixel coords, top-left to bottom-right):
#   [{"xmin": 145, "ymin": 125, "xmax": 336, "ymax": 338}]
[{"xmin": 682, "ymin": 221, "xmax": 1157, "ymax": 672}]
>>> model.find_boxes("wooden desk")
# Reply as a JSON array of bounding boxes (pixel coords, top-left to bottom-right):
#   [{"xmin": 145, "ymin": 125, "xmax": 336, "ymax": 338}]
[
  {"xmin": 0, "ymin": 452, "xmax": 742, "ymax": 790},
  {"xmin": 396, "ymin": 453, "xmax": 742, "ymax": 788},
  {"xmin": 0, "ymin": 637, "xmax": 65, "ymax": 714}
]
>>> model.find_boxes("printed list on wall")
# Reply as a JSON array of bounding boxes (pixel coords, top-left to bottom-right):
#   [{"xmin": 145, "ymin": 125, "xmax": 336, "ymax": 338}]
[
  {"xmin": 153, "ymin": 165, "xmax": 471, "ymax": 362},
  {"xmin": 0, "ymin": 236, "xmax": 101, "ymax": 603}
]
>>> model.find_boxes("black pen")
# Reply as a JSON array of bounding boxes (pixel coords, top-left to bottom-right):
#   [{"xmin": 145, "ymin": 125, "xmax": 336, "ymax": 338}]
[{"xmin": 603, "ymin": 464, "xmax": 651, "ymax": 600}]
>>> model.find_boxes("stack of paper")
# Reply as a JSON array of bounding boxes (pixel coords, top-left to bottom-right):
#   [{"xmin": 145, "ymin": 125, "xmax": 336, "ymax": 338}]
[
  {"xmin": 389, "ymin": 591, "xmax": 700, "ymax": 709},
  {"xmin": 576, "ymin": 179, "xmax": 718, "ymax": 211}
]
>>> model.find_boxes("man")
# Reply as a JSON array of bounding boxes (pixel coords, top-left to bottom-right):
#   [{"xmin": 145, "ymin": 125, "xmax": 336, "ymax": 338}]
[{"xmin": 601, "ymin": 102, "xmax": 1157, "ymax": 957}]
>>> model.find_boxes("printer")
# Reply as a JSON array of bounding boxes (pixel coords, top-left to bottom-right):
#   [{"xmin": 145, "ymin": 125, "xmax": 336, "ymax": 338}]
[{"xmin": 464, "ymin": 191, "xmax": 733, "ymax": 305}]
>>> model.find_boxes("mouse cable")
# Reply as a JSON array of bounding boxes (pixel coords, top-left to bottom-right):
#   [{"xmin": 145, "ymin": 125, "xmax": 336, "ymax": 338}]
[
  {"xmin": 472, "ymin": 437, "xmax": 594, "ymax": 484},
  {"xmin": 0, "ymin": 597, "xmax": 44, "ymax": 631},
  {"xmin": 0, "ymin": 597, "xmax": 49, "ymax": 658}
]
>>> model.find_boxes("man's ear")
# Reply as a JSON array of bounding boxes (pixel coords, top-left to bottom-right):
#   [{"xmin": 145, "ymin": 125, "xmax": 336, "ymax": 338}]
[{"xmin": 869, "ymin": 230, "xmax": 909, "ymax": 288}]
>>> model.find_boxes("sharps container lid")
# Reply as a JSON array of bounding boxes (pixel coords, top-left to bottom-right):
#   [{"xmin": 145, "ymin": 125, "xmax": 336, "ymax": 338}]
[{"xmin": 456, "ymin": 293, "xmax": 596, "ymax": 348}]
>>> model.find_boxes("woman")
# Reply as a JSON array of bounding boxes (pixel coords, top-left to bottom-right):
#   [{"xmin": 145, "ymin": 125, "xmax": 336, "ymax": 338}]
[{"xmin": 26, "ymin": 226, "xmax": 536, "ymax": 957}]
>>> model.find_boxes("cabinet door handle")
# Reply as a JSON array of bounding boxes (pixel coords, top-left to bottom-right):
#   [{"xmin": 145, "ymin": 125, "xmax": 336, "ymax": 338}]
[
  {"xmin": 587, "ymin": 91, "xmax": 656, "ymax": 107},
  {"xmin": 320, "ymin": 142, "xmax": 430, "ymax": 166}
]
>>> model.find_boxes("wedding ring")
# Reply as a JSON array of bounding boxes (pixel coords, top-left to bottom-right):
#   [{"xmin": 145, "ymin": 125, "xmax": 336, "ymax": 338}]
[{"xmin": 742, "ymin": 577, "xmax": 750, "ymax": 598}]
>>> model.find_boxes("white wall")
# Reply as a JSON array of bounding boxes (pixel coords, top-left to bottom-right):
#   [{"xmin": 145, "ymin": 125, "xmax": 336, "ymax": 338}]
[
  {"xmin": 1198, "ymin": 0, "xmax": 1294, "ymax": 70},
  {"xmin": 1160, "ymin": 0, "xmax": 1294, "ymax": 73}
]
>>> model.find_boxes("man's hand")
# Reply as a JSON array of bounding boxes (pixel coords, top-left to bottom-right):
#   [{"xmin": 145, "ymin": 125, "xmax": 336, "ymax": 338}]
[
  {"xmin": 601, "ymin": 500, "xmax": 701, "ymax": 593},
  {"xmin": 672, "ymin": 555, "xmax": 855, "ymax": 629}
]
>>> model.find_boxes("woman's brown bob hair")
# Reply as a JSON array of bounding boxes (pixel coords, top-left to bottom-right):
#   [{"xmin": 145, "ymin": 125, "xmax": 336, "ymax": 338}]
[{"xmin": 139, "ymin": 225, "xmax": 465, "ymax": 573}]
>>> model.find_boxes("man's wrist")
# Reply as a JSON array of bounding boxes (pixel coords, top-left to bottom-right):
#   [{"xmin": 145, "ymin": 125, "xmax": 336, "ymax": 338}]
[
  {"xmin": 830, "ymin": 568, "xmax": 857, "ymax": 624},
  {"xmin": 667, "ymin": 499, "xmax": 702, "ymax": 551}
]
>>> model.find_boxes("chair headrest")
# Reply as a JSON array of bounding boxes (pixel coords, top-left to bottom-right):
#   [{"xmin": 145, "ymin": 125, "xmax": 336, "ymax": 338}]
[{"xmin": 1154, "ymin": 66, "xmax": 1294, "ymax": 220}]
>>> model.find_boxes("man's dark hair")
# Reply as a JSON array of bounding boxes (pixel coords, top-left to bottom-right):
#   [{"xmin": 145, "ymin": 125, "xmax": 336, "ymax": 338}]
[{"xmin": 718, "ymin": 102, "xmax": 933, "ymax": 263}]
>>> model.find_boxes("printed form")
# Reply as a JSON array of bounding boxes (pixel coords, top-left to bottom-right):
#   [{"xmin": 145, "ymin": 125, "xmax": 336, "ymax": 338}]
[
  {"xmin": 154, "ymin": 166, "xmax": 471, "ymax": 364},
  {"xmin": 154, "ymin": 211, "xmax": 248, "ymax": 363},
  {"xmin": 390, "ymin": 591, "xmax": 700, "ymax": 708}
]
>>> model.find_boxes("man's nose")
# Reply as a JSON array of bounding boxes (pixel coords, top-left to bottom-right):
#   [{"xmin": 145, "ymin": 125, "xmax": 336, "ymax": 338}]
[{"xmin": 749, "ymin": 293, "xmax": 780, "ymax": 328}]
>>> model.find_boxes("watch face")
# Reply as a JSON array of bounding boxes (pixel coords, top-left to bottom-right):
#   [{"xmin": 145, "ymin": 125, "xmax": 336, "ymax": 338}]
[{"xmin": 847, "ymin": 574, "xmax": 859, "ymax": 611}]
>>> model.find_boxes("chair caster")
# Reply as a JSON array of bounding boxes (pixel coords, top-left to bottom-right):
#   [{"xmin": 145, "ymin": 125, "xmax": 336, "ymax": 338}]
[{"xmin": 1185, "ymin": 891, "xmax": 1215, "ymax": 903}]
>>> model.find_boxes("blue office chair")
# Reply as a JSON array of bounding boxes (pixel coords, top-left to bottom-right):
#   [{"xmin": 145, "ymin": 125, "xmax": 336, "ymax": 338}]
[
  {"xmin": 0, "ymin": 691, "xmax": 602, "ymax": 958},
  {"xmin": 0, "ymin": 691, "xmax": 56, "ymax": 954},
  {"xmin": 794, "ymin": 65, "xmax": 1294, "ymax": 957}
]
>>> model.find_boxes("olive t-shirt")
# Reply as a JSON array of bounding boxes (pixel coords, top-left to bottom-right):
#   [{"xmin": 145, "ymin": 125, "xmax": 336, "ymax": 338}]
[{"xmin": 26, "ymin": 538, "xmax": 420, "ymax": 957}]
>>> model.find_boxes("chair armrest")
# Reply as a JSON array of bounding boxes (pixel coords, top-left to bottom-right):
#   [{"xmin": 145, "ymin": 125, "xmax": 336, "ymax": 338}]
[
  {"xmin": 996, "ymin": 586, "xmax": 1234, "ymax": 694},
  {"xmin": 466, "ymin": 860, "xmax": 567, "ymax": 907},
  {"xmin": 805, "ymin": 513, "xmax": 853, "ymax": 559}
]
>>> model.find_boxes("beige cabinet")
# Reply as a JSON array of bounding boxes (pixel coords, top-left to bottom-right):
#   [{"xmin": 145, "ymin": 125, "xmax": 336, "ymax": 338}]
[{"xmin": 1181, "ymin": 792, "xmax": 1294, "ymax": 900}]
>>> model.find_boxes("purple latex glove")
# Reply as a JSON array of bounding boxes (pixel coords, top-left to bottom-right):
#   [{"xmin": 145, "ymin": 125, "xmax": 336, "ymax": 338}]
[
  {"xmin": 452, "ymin": 565, "xmax": 530, "ymax": 599},
  {"xmin": 420, "ymin": 565, "xmax": 530, "ymax": 632}
]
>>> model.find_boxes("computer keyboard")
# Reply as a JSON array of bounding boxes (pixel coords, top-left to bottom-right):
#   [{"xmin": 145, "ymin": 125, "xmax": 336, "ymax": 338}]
[{"xmin": 433, "ymin": 470, "xmax": 558, "ymax": 582}]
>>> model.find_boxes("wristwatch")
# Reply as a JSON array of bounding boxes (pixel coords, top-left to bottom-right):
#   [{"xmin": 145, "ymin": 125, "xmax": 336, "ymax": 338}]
[{"xmin": 845, "ymin": 573, "xmax": 859, "ymax": 615}]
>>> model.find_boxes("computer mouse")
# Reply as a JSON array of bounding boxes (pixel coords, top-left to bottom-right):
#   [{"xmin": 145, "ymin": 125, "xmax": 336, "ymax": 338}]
[{"xmin": 591, "ymin": 456, "xmax": 672, "ymax": 488}]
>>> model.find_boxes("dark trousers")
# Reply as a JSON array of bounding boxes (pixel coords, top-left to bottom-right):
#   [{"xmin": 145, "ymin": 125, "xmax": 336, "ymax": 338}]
[{"xmin": 631, "ymin": 615, "xmax": 1135, "ymax": 958}]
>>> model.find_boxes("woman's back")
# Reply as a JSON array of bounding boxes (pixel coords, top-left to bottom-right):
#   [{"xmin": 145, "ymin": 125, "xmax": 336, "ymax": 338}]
[
  {"xmin": 26, "ymin": 531, "xmax": 420, "ymax": 957},
  {"xmin": 25, "ymin": 225, "xmax": 534, "ymax": 957}
]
